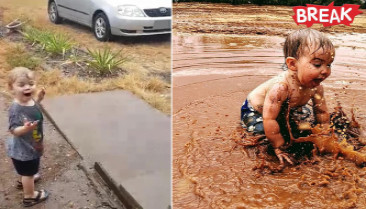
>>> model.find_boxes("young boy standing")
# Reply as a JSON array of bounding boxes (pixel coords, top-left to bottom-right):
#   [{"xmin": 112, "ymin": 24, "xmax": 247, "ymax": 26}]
[
  {"xmin": 241, "ymin": 29, "xmax": 335, "ymax": 166},
  {"xmin": 7, "ymin": 67, "xmax": 49, "ymax": 207}
]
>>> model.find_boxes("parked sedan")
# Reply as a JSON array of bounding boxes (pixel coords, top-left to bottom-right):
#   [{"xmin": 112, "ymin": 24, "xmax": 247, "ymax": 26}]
[{"xmin": 48, "ymin": 0, "xmax": 171, "ymax": 41}]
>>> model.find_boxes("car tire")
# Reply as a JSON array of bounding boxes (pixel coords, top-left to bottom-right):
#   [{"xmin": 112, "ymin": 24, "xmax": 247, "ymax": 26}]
[
  {"xmin": 48, "ymin": 1, "xmax": 62, "ymax": 24},
  {"xmin": 93, "ymin": 13, "xmax": 112, "ymax": 42}
]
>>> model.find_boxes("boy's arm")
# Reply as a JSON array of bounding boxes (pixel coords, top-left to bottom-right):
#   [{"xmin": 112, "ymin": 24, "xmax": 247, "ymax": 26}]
[
  {"xmin": 10, "ymin": 119, "xmax": 38, "ymax": 137},
  {"xmin": 263, "ymin": 83, "xmax": 293, "ymax": 165},
  {"xmin": 312, "ymin": 85, "xmax": 330, "ymax": 127},
  {"xmin": 263, "ymin": 83, "xmax": 288, "ymax": 148}
]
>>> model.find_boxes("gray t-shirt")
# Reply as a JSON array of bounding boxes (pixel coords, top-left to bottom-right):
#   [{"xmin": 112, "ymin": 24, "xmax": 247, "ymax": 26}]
[{"xmin": 7, "ymin": 101, "xmax": 44, "ymax": 161}]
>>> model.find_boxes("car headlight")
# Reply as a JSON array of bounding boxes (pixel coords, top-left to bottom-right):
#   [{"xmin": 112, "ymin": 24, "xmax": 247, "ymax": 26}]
[{"xmin": 117, "ymin": 5, "xmax": 145, "ymax": 17}]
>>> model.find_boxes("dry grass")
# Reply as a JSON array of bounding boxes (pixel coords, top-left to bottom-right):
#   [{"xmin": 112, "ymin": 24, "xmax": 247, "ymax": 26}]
[
  {"xmin": 145, "ymin": 77, "xmax": 168, "ymax": 92},
  {"xmin": 110, "ymin": 73, "xmax": 170, "ymax": 113},
  {"xmin": 112, "ymin": 73, "xmax": 170, "ymax": 93},
  {"xmin": 5, "ymin": 44, "xmax": 42, "ymax": 69},
  {"xmin": 36, "ymin": 70, "xmax": 111, "ymax": 96},
  {"xmin": 36, "ymin": 70, "xmax": 170, "ymax": 113}
]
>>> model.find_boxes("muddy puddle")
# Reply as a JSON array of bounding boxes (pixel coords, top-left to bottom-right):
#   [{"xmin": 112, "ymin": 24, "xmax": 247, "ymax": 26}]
[
  {"xmin": 173, "ymin": 34, "xmax": 283, "ymax": 87},
  {"xmin": 173, "ymin": 32, "xmax": 366, "ymax": 208}
]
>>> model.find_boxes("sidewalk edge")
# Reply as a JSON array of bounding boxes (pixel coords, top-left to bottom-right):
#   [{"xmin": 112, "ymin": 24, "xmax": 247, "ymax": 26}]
[{"xmin": 94, "ymin": 162, "xmax": 143, "ymax": 209}]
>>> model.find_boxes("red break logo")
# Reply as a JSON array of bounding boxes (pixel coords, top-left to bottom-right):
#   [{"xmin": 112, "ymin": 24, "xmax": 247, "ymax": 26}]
[{"xmin": 292, "ymin": 2, "xmax": 363, "ymax": 27}]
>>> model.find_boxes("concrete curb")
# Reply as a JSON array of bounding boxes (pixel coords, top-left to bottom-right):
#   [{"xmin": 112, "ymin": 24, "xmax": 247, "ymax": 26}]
[{"xmin": 94, "ymin": 162, "xmax": 142, "ymax": 209}]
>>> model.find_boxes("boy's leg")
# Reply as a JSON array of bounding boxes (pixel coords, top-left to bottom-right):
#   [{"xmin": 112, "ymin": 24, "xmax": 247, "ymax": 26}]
[
  {"xmin": 17, "ymin": 173, "xmax": 41, "ymax": 189},
  {"xmin": 11, "ymin": 158, "xmax": 40, "ymax": 195},
  {"xmin": 13, "ymin": 158, "xmax": 49, "ymax": 206},
  {"xmin": 22, "ymin": 176, "xmax": 48, "ymax": 200},
  {"xmin": 22, "ymin": 177, "xmax": 49, "ymax": 207},
  {"xmin": 22, "ymin": 176, "xmax": 35, "ymax": 198}
]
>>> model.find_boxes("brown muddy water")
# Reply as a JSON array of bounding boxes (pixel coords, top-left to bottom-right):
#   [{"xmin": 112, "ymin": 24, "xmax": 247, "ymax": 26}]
[{"xmin": 173, "ymin": 33, "xmax": 366, "ymax": 209}]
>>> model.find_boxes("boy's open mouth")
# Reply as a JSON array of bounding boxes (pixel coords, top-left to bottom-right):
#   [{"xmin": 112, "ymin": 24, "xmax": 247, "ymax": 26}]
[
  {"xmin": 313, "ymin": 78, "xmax": 323, "ymax": 84},
  {"xmin": 23, "ymin": 92, "xmax": 32, "ymax": 97}
]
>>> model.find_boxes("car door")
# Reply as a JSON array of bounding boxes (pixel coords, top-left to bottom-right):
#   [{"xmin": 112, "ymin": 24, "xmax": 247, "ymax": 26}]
[
  {"xmin": 68, "ymin": 0, "xmax": 93, "ymax": 26},
  {"xmin": 56, "ymin": 0, "xmax": 75, "ymax": 19}
]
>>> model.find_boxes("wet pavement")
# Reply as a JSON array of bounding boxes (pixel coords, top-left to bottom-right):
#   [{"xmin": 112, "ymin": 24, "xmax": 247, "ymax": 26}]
[{"xmin": 42, "ymin": 91, "xmax": 171, "ymax": 209}]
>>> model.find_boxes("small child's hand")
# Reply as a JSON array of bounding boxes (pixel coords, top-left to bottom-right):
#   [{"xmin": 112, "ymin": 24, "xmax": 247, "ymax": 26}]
[
  {"xmin": 23, "ymin": 118, "xmax": 39, "ymax": 131},
  {"xmin": 274, "ymin": 148, "xmax": 294, "ymax": 166},
  {"xmin": 36, "ymin": 87, "xmax": 46, "ymax": 103}
]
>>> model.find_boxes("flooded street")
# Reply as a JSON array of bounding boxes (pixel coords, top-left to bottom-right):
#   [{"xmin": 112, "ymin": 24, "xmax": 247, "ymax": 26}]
[{"xmin": 173, "ymin": 3, "xmax": 366, "ymax": 208}]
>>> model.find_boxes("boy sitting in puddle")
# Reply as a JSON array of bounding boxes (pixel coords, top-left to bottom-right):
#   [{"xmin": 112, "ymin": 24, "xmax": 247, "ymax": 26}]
[{"xmin": 241, "ymin": 29, "xmax": 334, "ymax": 166}]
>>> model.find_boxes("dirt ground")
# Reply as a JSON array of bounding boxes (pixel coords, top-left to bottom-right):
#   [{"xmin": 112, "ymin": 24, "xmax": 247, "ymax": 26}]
[
  {"xmin": 0, "ymin": 95, "xmax": 124, "ymax": 208},
  {"xmin": 173, "ymin": 3, "xmax": 366, "ymax": 209}
]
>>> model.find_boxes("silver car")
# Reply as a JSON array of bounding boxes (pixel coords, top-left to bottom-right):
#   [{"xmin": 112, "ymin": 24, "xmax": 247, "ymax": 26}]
[{"xmin": 48, "ymin": 0, "xmax": 171, "ymax": 41}]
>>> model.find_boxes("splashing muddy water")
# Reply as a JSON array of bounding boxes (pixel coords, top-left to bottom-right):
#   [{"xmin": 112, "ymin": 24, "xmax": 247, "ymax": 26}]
[{"xmin": 173, "ymin": 32, "xmax": 366, "ymax": 208}]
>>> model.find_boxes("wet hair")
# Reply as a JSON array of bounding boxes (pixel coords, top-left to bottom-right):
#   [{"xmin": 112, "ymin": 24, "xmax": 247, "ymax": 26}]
[
  {"xmin": 7, "ymin": 67, "xmax": 35, "ymax": 89},
  {"xmin": 284, "ymin": 28, "xmax": 334, "ymax": 60}
]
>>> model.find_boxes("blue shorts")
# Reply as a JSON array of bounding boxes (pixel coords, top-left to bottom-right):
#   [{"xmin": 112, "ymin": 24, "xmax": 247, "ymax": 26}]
[
  {"xmin": 240, "ymin": 99, "xmax": 313, "ymax": 136},
  {"xmin": 240, "ymin": 99, "xmax": 264, "ymax": 134}
]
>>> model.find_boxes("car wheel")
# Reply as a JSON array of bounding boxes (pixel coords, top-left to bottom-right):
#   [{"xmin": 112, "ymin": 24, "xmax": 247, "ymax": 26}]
[
  {"xmin": 93, "ymin": 13, "xmax": 112, "ymax": 42},
  {"xmin": 48, "ymin": 1, "xmax": 62, "ymax": 24}
]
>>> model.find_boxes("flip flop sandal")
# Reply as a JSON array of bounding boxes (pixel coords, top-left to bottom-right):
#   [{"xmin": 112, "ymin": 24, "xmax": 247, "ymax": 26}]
[{"xmin": 23, "ymin": 190, "xmax": 49, "ymax": 207}]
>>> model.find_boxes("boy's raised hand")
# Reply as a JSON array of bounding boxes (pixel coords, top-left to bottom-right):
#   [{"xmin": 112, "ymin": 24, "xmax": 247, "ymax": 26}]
[{"xmin": 36, "ymin": 87, "xmax": 46, "ymax": 103}]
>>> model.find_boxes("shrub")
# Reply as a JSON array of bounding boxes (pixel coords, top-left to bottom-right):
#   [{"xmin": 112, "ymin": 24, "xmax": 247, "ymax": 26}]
[
  {"xmin": 86, "ymin": 47, "xmax": 126, "ymax": 75},
  {"xmin": 44, "ymin": 33, "xmax": 73, "ymax": 57},
  {"xmin": 22, "ymin": 26, "xmax": 73, "ymax": 57}
]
